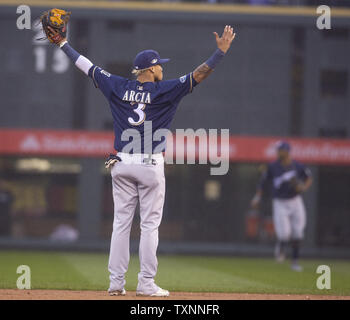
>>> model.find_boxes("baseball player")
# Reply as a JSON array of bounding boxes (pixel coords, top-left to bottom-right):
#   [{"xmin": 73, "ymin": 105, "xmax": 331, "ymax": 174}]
[
  {"xmin": 251, "ymin": 141, "xmax": 312, "ymax": 271},
  {"xmin": 41, "ymin": 9, "xmax": 235, "ymax": 296},
  {"xmin": 0, "ymin": 180, "xmax": 14, "ymax": 236}
]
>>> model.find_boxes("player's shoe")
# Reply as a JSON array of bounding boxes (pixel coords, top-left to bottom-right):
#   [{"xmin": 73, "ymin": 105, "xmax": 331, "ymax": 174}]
[
  {"xmin": 274, "ymin": 243, "xmax": 286, "ymax": 263},
  {"xmin": 108, "ymin": 288, "xmax": 126, "ymax": 296},
  {"xmin": 291, "ymin": 262, "xmax": 303, "ymax": 272},
  {"xmin": 136, "ymin": 287, "xmax": 170, "ymax": 297},
  {"xmin": 275, "ymin": 253, "xmax": 286, "ymax": 263}
]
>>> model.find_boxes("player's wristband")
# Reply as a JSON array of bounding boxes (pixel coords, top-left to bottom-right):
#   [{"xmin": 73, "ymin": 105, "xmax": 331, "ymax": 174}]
[
  {"xmin": 59, "ymin": 40, "xmax": 68, "ymax": 48},
  {"xmin": 205, "ymin": 48, "xmax": 225, "ymax": 69}
]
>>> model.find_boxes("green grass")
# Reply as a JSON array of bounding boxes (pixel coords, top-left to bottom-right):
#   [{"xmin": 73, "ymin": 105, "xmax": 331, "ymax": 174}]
[{"xmin": 0, "ymin": 250, "xmax": 349, "ymax": 295}]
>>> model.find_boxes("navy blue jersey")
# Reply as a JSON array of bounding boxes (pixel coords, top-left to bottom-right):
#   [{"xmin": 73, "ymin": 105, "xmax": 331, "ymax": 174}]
[
  {"xmin": 88, "ymin": 66, "xmax": 197, "ymax": 153},
  {"xmin": 258, "ymin": 160, "xmax": 311, "ymax": 199}
]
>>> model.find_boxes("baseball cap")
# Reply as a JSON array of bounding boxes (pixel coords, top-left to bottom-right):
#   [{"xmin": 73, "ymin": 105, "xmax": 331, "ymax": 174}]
[
  {"xmin": 276, "ymin": 141, "xmax": 291, "ymax": 151},
  {"xmin": 133, "ymin": 50, "xmax": 170, "ymax": 70}
]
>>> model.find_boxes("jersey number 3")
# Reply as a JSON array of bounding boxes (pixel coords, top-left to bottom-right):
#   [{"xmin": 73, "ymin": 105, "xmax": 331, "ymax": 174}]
[{"xmin": 128, "ymin": 103, "xmax": 146, "ymax": 126}]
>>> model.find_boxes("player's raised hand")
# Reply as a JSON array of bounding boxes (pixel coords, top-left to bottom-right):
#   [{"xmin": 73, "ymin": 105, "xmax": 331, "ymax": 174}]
[
  {"xmin": 193, "ymin": 25, "xmax": 235, "ymax": 83},
  {"xmin": 47, "ymin": 26, "xmax": 67, "ymax": 46},
  {"xmin": 40, "ymin": 9, "xmax": 70, "ymax": 45},
  {"xmin": 213, "ymin": 25, "xmax": 236, "ymax": 54}
]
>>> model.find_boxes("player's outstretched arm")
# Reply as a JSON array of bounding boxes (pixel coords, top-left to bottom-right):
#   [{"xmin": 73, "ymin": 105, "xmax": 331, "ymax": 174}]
[
  {"xmin": 251, "ymin": 190, "xmax": 263, "ymax": 209},
  {"xmin": 250, "ymin": 164, "xmax": 269, "ymax": 209},
  {"xmin": 193, "ymin": 25, "xmax": 236, "ymax": 84},
  {"xmin": 47, "ymin": 26, "xmax": 93, "ymax": 76},
  {"xmin": 296, "ymin": 176, "xmax": 313, "ymax": 193}
]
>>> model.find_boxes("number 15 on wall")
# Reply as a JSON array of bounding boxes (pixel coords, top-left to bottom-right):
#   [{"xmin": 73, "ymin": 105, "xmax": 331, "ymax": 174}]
[{"xmin": 32, "ymin": 18, "xmax": 69, "ymax": 74}]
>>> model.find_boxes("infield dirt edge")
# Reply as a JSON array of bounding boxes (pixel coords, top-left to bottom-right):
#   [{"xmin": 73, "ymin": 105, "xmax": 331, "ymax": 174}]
[{"xmin": 0, "ymin": 289, "xmax": 349, "ymax": 300}]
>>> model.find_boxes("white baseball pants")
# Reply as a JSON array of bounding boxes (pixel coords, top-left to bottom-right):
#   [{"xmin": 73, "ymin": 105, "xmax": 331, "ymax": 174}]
[
  {"xmin": 108, "ymin": 153, "xmax": 165, "ymax": 294},
  {"xmin": 272, "ymin": 195, "xmax": 306, "ymax": 241}
]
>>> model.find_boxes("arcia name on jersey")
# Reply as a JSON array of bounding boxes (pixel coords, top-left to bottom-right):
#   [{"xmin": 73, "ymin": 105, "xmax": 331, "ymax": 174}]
[{"xmin": 122, "ymin": 90, "xmax": 151, "ymax": 104}]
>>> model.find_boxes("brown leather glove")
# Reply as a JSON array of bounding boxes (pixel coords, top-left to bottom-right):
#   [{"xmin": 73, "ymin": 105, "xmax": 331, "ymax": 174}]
[{"xmin": 40, "ymin": 8, "xmax": 71, "ymax": 45}]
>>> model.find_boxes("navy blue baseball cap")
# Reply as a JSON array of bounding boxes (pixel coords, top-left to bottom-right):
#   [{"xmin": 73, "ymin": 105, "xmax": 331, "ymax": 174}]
[
  {"xmin": 133, "ymin": 50, "xmax": 170, "ymax": 70},
  {"xmin": 276, "ymin": 141, "xmax": 291, "ymax": 151}
]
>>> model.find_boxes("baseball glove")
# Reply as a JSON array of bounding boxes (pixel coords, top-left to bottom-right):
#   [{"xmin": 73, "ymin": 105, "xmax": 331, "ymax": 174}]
[
  {"xmin": 39, "ymin": 8, "xmax": 71, "ymax": 44},
  {"xmin": 289, "ymin": 177, "xmax": 305, "ymax": 193}
]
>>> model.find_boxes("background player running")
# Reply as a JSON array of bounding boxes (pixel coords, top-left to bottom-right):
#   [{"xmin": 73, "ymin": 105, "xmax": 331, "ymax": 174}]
[
  {"xmin": 45, "ymin": 16, "xmax": 235, "ymax": 296},
  {"xmin": 251, "ymin": 141, "xmax": 312, "ymax": 271}
]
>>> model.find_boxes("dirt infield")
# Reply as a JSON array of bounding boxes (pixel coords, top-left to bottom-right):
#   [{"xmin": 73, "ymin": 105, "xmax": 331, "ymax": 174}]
[{"xmin": 0, "ymin": 289, "xmax": 349, "ymax": 300}]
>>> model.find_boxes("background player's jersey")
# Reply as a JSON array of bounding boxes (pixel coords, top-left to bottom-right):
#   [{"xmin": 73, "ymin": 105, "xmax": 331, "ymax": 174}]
[
  {"xmin": 258, "ymin": 160, "xmax": 311, "ymax": 199},
  {"xmin": 88, "ymin": 66, "xmax": 197, "ymax": 153}
]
